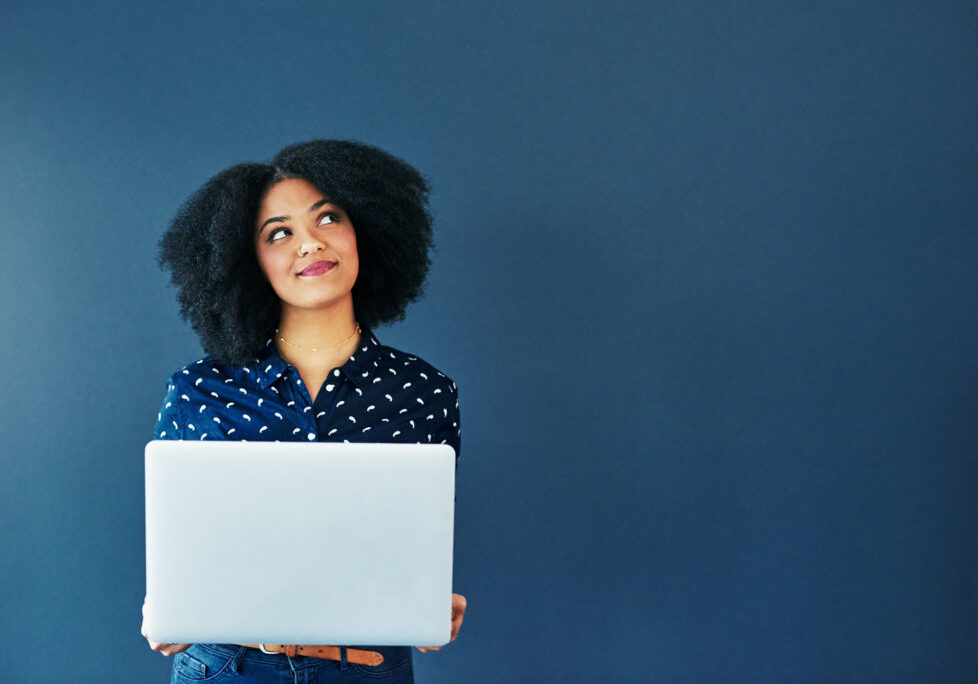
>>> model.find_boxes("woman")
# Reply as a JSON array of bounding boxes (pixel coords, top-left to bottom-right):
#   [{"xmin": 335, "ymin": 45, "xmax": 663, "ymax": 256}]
[{"xmin": 143, "ymin": 140, "xmax": 466, "ymax": 683}]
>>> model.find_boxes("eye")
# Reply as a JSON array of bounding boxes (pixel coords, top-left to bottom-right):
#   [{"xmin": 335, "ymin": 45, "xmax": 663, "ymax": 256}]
[
  {"xmin": 267, "ymin": 227, "xmax": 291, "ymax": 243},
  {"xmin": 318, "ymin": 212, "xmax": 340, "ymax": 226}
]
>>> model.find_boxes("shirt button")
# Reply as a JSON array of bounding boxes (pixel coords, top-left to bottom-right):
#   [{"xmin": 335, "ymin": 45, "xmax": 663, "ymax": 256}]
[{"xmin": 307, "ymin": 433, "xmax": 316, "ymax": 441}]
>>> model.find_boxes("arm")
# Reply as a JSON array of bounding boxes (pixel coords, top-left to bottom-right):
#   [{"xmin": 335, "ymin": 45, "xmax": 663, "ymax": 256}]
[
  {"xmin": 433, "ymin": 381, "xmax": 461, "ymax": 467},
  {"xmin": 418, "ymin": 382, "xmax": 465, "ymax": 652},
  {"xmin": 142, "ymin": 378, "xmax": 193, "ymax": 656}
]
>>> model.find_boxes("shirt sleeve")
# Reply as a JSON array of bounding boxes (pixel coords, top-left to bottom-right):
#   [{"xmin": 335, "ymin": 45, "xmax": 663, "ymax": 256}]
[
  {"xmin": 153, "ymin": 377, "xmax": 185, "ymax": 440},
  {"xmin": 432, "ymin": 382, "xmax": 461, "ymax": 466}
]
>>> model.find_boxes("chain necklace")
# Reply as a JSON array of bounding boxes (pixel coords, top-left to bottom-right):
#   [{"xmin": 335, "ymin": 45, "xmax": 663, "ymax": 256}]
[{"xmin": 275, "ymin": 322, "xmax": 361, "ymax": 353}]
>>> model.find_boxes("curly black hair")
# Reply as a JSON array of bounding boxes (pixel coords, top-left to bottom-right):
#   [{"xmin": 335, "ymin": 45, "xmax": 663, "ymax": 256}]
[{"xmin": 159, "ymin": 140, "xmax": 433, "ymax": 366}]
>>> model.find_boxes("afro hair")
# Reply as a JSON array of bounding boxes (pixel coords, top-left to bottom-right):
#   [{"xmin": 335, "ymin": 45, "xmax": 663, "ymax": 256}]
[{"xmin": 159, "ymin": 140, "xmax": 433, "ymax": 366}]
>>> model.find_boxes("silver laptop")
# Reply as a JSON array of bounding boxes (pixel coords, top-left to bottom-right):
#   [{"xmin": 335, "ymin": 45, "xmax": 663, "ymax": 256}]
[{"xmin": 144, "ymin": 440, "xmax": 455, "ymax": 646}]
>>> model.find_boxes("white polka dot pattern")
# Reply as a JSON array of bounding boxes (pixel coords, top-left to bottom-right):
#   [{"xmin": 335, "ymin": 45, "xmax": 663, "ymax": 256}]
[{"xmin": 153, "ymin": 328, "xmax": 461, "ymax": 463}]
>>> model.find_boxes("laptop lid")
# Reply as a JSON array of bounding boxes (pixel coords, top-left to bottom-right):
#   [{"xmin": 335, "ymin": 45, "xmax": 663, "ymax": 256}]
[{"xmin": 143, "ymin": 440, "xmax": 455, "ymax": 646}]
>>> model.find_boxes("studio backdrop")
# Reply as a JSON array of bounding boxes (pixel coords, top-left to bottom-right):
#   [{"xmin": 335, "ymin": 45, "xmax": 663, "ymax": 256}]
[{"xmin": 0, "ymin": 1, "xmax": 976, "ymax": 681}]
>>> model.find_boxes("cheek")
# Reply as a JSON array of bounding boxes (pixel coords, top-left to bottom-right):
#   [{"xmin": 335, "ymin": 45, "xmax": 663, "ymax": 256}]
[
  {"xmin": 255, "ymin": 245, "xmax": 285, "ymax": 284},
  {"xmin": 254, "ymin": 247, "xmax": 270, "ymax": 278},
  {"xmin": 341, "ymin": 230, "xmax": 359, "ymax": 268}
]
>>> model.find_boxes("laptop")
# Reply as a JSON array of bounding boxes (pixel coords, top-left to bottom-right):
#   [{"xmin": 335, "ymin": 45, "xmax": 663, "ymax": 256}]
[{"xmin": 143, "ymin": 440, "xmax": 455, "ymax": 646}]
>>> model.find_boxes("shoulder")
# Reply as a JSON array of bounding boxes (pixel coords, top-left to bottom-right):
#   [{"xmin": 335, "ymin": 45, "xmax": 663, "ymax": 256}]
[
  {"xmin": 368, "ymin": 341, "xmax": 461, "ymax": 452},
  {"xmin": 373, "ymin": 340, "xmax": 458, "ymax": 396},
  {"xmin": 165, "ymin": 355, "xmax": 261, "ymax": 397},
  {"xmin": 157, "ymin": 356, "xmax": 244, "ymax": 439},
  {"xmin": 158, "ymin": 354, "xmax": 282, "ymax": 441}
]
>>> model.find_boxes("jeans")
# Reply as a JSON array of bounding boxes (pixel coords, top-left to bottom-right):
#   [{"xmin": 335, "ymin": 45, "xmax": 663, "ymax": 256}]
[{"xmin": 170, "ymin": 643, "xmax": 414, "ymax": 683}]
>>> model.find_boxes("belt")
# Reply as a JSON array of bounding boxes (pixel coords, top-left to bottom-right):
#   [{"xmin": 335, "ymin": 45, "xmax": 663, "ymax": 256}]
[{"xmin": 239, "ymin": 644, "xmax": 383, "ymax": 666}]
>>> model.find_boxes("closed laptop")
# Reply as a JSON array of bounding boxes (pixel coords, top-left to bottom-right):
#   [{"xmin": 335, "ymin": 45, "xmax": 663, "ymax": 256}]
[{"xmin": 143, "ymin": 440, "xmax": 455, "ymax": 646}]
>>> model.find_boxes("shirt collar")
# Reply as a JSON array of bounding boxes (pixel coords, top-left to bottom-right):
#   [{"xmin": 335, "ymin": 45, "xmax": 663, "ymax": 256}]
[
  {"xmin": 250, "ymin": 327, "xmax": 384, "ymax": 391},
  {"xmin": 252, "ymin": 338, "xmax": 289, "ymax": 389}
]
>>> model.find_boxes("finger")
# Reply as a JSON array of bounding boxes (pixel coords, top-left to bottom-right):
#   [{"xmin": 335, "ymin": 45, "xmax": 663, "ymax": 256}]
[
  {"xmin": 450, "ymin": 606, "xmax": 466, "ymax": 641},
  {"xmin": 451, "ymin": 594, "xmax": 467, "ymax": 620}
]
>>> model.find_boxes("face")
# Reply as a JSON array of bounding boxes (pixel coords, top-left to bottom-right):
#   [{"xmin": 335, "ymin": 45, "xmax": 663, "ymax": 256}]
[{"xmin": 254, "ymin": 177, "xmax": 359, "ymax": 314}]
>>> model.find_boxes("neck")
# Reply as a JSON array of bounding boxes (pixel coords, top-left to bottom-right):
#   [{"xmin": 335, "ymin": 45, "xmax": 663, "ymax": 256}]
[{"xmin": 275, "ymin": 299, "xmax": 360, "ymax": 371}]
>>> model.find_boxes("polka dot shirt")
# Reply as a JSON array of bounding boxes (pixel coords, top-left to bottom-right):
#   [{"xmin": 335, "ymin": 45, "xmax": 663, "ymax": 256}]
[{"xmin": 153, "ymin": 328, "xmax": 460, "ymax": 463}]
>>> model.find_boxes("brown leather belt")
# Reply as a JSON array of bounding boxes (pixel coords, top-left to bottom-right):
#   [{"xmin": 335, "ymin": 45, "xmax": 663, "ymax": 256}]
[{"xmin": 238, "ymin": 644, "xmax": 383, "ymax": 666}]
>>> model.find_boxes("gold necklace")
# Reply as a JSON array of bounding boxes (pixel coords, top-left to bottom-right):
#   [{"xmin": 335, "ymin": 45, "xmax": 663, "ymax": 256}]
[{"xmin": 275, "ymin": 322, "xmax": 361, "ymax": 352}]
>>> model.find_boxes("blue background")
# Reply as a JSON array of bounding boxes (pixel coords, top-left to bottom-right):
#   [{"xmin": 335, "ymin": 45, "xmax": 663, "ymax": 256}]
[{"xmin": 1, "ymin": 1, "xmax": 976, "ymax": 681}]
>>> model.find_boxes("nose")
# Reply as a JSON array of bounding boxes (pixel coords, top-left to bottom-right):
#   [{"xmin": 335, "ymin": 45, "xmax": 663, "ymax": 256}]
[{"xmin": 297, "ymin": 233, "xmax": 325, "ymax": 257}]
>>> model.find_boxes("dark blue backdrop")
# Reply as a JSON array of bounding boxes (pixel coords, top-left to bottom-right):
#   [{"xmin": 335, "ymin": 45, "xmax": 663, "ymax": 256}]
[{"xmin": 1, "ymin": 1, "xmax": 975, "ymax": 681}]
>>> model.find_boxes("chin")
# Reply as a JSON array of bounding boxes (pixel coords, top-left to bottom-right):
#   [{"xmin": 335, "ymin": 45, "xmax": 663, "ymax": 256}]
[{"xmin": 286, "ymin": 292, "xmax": 354, "ymax": 312}]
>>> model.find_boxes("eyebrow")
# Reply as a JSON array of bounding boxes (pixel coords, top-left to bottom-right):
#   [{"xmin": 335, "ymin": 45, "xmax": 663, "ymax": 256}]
[{"xmin": 258, "ymin": 198, "xmax": 339, "ymax": 233}]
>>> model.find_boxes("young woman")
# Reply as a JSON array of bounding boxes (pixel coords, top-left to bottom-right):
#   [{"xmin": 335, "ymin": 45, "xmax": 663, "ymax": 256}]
[{"xmin": 143, "ymin": 140, "xmax": 465, "ymax": 683}]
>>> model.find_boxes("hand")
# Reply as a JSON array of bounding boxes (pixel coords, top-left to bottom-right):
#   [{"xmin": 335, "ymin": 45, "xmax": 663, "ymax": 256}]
[
  {"xmin": 417, "ymin": 593, "xmax": 467, "ymax": 653},
  {"xmin": 141, "ymin": 596, "xmax": 192, "ymax": 657}
]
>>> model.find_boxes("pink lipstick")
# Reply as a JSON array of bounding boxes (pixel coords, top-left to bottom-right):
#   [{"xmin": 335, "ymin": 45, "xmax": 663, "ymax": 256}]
[{"xmin": 299, "ymin": 260, "xmax": 336, "ymax": 277}]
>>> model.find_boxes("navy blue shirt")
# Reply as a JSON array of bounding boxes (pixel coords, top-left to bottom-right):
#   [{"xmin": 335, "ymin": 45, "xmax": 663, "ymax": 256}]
[{"xmin": 153, "ymin": 328, "xmax": 460, "ymax": 461}]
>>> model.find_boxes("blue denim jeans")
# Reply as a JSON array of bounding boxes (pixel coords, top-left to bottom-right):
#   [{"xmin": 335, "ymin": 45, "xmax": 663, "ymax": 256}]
[{"xmin": 170, "ymin": 643, "xmax": 414, "ymax": 683}]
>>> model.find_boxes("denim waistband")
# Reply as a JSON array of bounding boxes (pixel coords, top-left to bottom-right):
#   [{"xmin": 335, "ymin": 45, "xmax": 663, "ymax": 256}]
[{"xmin": 196, "ymin": 642, "xmax": 410, "ymax": 667}]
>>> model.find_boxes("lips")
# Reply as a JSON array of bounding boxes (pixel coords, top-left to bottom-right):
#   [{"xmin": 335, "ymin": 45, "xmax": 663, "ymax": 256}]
[{"xmin": 298, "ymin": 260, "xmax": 336, "ymax": 276}]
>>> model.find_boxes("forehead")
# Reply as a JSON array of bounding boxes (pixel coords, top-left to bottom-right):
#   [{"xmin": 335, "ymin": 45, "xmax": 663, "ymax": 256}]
[{"xmin": 257, "ymin": 177, "xmax": 329, "ymax": 218}]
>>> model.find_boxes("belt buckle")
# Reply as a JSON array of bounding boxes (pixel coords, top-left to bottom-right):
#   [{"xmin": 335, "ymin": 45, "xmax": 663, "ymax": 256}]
[{"xmin": 258, "ymin": 643, "xmax": 277, "ymax": 655}]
